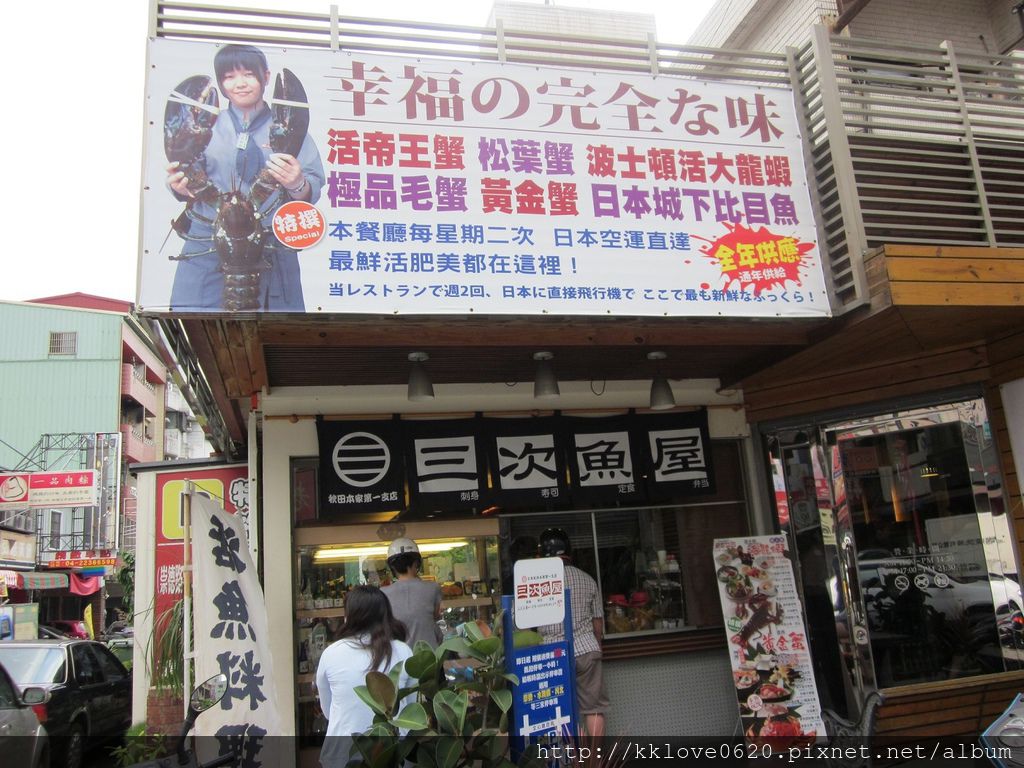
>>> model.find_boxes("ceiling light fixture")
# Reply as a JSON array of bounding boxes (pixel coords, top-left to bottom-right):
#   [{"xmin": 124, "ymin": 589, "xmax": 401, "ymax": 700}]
[
  {"xmin": 407, "ymin": 351, "xmax": 435, "ymax": 402},
  {"xmin": 533, "ymin": 351, "xmax": 560, "ymax": 398},
  {"xmin": 647, "ymin": 351, "xmax": 676, "ymax": 411}
]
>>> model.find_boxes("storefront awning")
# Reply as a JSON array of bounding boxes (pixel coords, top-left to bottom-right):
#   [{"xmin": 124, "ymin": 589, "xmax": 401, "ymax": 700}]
[{"xmin": 17, "ymin": 572, "xmax": 69, "ymax": 590}]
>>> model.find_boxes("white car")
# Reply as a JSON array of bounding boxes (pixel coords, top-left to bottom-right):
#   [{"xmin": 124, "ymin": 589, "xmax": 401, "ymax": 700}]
[
  {"xmin": 0, "ymin": 660, "xmax": 49, "ymax": 768},
  {"xmin": 857, "ymin": 549, "xmax": 1022, "ymax": 627}
]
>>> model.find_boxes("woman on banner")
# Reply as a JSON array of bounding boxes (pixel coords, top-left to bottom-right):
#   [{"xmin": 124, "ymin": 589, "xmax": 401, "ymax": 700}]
[
  {"xmin": 315, "ymin": 586, "xmax": 413, "ymax": 766},
  {"xmin": 166, "ymin": 43, "xmax": 325, "ymax": 311}
]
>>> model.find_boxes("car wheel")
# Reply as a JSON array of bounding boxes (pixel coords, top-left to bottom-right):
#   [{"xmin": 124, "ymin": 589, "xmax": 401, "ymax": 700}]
[{"xmin": 64, "ymin": 724, "xmax": 85, "ymax": 768}]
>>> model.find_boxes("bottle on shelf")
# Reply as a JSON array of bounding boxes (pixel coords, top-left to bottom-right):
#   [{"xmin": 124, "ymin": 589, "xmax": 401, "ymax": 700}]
[
  {"xmin": 314, "ymin": 569, "xmax": 326, "ymax": 609},
  {"xmin": 300, "ymin": 572, "xmax": 314, "ymax": 611},
  {"xmin": 298, "ymin": 637, "xmax": 310, "ymax": 674}
]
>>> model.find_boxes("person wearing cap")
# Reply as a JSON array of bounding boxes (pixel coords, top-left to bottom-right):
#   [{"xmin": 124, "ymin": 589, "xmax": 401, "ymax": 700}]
[
  {"xmin": 536, "ymin": 527, "xmax": 609, "ymax": 738},
  {"xmin": 382, "ymin": 537, "xmax": 443, "ymax": 649}
]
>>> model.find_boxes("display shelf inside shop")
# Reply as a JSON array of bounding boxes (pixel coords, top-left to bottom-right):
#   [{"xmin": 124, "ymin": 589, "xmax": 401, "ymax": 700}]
[
  {"xmin": 442, "ymin": 595, "xmax": 497, "ymax": 609},
  {"xmin": 603, "ymin": 625, "xmax": 693, "ymax": 639},
  {"xmin": 296, "ymin": 607, "xmax": 346, "ymax": 619}
]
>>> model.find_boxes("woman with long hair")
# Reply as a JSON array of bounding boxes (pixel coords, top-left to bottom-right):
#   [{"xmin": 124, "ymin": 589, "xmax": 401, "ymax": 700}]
[{"xmin": 316, "ymin": 585, "xmax": 412, "ymax": 765}]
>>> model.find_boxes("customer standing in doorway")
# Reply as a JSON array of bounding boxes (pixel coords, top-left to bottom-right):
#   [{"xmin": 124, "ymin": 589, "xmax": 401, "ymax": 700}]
[
  {"xmin": 537, "ymin": 527, "xmax": 610, "ymax": 738},
  {"xmin": 316, "ymin": 585, "xmax": 412, "ymax": 766},
  {"xmin": 382, "ymin": 538, "xmax": 443, "ymax": 649}
]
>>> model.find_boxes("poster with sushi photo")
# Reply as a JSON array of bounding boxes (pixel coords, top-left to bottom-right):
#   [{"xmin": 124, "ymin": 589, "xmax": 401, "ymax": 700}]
[{"xmin": 713, "ymin": 534, "xmax": 824, "ymax": 749}]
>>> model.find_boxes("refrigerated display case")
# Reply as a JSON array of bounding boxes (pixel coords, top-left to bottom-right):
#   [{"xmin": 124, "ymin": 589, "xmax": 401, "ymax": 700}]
[{"xmin": 293, "ymin": 526, "xmax": 499, "ymax": 756}]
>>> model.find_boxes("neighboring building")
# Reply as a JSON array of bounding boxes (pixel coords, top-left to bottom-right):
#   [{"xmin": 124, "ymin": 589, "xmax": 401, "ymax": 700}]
[
  {"xmin": 137, "ymin": 0, "xmax": 1024, "ymax": 751},
  {"xmin": 688, "ymin": 0, "xmax": 1022, "ymax": 54},
  {"xmin": 0, "ymin": 294, "xmax": 208, "ymax": 629}
]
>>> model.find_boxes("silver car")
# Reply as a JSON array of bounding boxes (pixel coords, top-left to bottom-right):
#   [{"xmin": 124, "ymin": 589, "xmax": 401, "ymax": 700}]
[{"xmin": 0, "ymin": 660, "xmax": 49, "ymax": 768}]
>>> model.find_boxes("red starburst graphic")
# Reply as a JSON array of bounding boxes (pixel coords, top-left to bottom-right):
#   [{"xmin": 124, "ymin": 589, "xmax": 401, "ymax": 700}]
[{"xmin": 698, "ymin": 223, "xmax": 816, "ymax": 295}]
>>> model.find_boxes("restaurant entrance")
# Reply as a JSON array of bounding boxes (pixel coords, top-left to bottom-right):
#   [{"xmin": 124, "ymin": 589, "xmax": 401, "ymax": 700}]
[{"xmin": 765, "ymin": 397, "xmax": 1022, "ymax": 720}]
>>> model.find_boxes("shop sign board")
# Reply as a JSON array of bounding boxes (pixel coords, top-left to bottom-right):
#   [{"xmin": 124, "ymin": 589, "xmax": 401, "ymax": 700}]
[
  {"xmin": 154, "ymin": 466, "xmax": 248, "ymax": 630},
  {"xmin": 313, "ymin": 411, "xmax": 715, "ymax": 518},
  {"xmin": 0, "ymin": 529, "xmax": 36, "ymax": 569},
  {"xmin": 712, "ymin": 535, "xmax": 824, "ymax": 748},
  {"xmin": 513, "ymin": 557, "xmax": 565, "ymax": 629},
  {"xmin": 46, "ymin": 549, "xmax": 117, "ymax": 569},
  {"xmin": 0, "ymin": 470, "xmax": 96, "ymax": 509},
  {"xmin": 139, "ymin": 39, "xmax": 829, "ymax": 318}
]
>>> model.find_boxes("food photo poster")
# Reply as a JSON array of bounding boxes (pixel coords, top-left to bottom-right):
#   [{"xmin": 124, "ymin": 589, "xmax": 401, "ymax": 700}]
[{"xmin": 713, "ymin": 535, "xmax": 825, "ymax": 746}]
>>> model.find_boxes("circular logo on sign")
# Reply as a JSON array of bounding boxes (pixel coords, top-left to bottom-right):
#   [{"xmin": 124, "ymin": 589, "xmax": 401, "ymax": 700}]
[
  {"xmin": 934, "ymin": 572, "xmax": 949, "ymax": 588},
  {"xmin": 0, "ymin": 475, "xmax": 28, "ymax": 503},
  {"xmin": 894, "ymin": 574, "xmax": 911, "ymax": 593},
  {"xmin": 272, "ymin": 200, "xmax": 326, "ymax": 249},
  {"xmin": 914, "ymin": 573, "xmax": 931, "ymax": 591},
  {"xmin": 332, "ymin": 432, "xmax": 390, "ymax": 487}
]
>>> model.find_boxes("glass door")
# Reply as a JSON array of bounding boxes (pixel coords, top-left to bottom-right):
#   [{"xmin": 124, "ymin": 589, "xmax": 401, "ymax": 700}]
[
  {"xmin": 825, "ymin": 398, "xmax": 1022, "ymax": 690},
  {"xmin": 767, "ymin": 429, "xmax": 858, "ymax": 717}
]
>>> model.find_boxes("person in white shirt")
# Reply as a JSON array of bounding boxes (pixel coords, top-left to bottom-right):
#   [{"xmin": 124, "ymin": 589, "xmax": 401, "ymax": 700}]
[{"xmin": 316, "ymin": 585, "xmax": 413, "ymax": 766}]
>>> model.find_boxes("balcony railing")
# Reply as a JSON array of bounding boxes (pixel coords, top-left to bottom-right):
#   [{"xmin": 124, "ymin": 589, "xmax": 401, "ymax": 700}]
[
  {"xmin": 120, "ymin": 423, "xmax": 157, "ymax": 463},
  {"xmin": 121, "ymin": 363, "xmax": 160, "ymax": 414},
  {"xmin": 794, "ymin": 28, "xmax": 1024, "ymax": 308},
  {"xmin": 154, "ymin": 4, "xmax": 1024, "ymax": 316}
]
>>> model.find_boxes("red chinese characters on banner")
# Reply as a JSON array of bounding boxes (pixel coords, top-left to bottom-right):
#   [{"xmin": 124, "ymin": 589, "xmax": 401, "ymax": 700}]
[
  {"xmin": 700, "ymin": 223, "xmax": 816, "ymax": 296},
  {"xmin": 516, "ymin": 579, "xmax": 564, "ymax": 599}
]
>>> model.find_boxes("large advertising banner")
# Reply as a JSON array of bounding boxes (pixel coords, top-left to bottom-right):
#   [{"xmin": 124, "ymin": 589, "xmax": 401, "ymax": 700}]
[
  {"xmin": 140, "ymin": 39, "xmax": 829, "ymax": 318},
  {"xmin": 713, "ymin": 534, "xmax": 824, "ymax": 749}
]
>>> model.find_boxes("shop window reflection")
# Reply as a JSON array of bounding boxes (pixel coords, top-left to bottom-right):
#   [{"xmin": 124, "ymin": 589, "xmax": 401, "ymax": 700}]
[{"xmin": 840, "ymin": 421, "xmax": 1020, "ymax": 686}]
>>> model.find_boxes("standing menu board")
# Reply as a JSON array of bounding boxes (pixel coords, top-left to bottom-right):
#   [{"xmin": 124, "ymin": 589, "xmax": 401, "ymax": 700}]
[{"xmin": 713, "ymin": 535, "xmax": 824, "ymax": 747}]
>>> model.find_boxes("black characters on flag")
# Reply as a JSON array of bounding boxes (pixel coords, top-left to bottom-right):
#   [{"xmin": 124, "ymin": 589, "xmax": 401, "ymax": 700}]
[
  {"xmin": 637, "ymin": 411, "xmax": 716, "ymax": 500},
  {"xmin": 316, "ymin": 417, "xmax": 405, "ymax": 517},
  {"xmin": 563, "ymin": 415, "xmax": 647, "ymax": 506},
  {"xmin": 484, "ymin": 416, "xmax": 567, "ymax": 507},
  {"xmin": 404, "ymin": 418, "xmax": 490, "ymax": 512},
  {"xmin": 191, "ymin": 494, "xmax": 281, "ymax": 767}
]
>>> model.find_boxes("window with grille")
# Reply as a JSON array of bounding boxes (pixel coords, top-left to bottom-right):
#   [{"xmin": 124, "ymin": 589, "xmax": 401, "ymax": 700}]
[
  {"xmin": 49, "ymin": 510, "xmax": 62, "ymax": 549},
  {"xmin": 48, "ymin": 331, "xmax": 77, "ymax": 356}
]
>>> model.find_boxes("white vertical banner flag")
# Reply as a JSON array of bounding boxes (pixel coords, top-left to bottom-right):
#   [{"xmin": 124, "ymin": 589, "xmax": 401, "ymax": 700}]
[{"xmin": 191, "ymin": 493, "xmax": 280, "ymax": 764}]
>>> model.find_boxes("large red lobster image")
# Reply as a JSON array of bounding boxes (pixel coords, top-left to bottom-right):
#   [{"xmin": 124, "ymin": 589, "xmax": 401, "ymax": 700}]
[{"xmin": 163, "ymin": 70, "xmax": 310, "ymax": 311}]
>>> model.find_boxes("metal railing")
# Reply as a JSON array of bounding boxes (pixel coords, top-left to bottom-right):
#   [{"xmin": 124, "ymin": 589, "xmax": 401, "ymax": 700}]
[
  {"xmin": 793, "ymin": 28, "xmax": 1024, "ymax": 308},
  {"xmin": 153, "ymin": 2, "xmax": 790, "ymax": 82},
  {"xmin": 152, "ymin": 3, "xmax": 1024, "ymax": 314}
]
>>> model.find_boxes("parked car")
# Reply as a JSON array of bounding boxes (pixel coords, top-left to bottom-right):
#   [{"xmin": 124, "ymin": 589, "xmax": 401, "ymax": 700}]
[
  {"xmin": 0, "ymin": 660, "xmax": 50, "ymax": 768},
  {"xmin": 47, "ymin": 620, "xmax": 89, "ymax": 640},
  {"xmin": 0, "ymin": 639, "xmax": 131, "ymax": 768},
  {"xmin": 858, "ymin": 549, "xmax": 1023, "ymax": 627}
]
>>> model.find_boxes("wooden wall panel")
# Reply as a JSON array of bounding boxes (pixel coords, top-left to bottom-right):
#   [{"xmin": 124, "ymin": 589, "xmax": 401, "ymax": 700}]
[
  {"xmin": 743, "ymin": 342, "xmax": 989, "ymax": 423},
  {"xmin": 876, "ymin": 671, "xmax": 1024, "ymax": 746}
]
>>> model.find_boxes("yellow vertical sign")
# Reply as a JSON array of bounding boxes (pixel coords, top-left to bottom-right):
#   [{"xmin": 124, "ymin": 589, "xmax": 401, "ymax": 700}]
[{"xmin": 161, "ymin": 479, "xmax": 226, "ymax": 540}]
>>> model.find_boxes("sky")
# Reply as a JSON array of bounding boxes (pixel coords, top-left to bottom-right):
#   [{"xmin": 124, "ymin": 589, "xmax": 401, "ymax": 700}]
[{"xmin": 0, "ymin": 0, "xmax": 717, "ymax": 304}]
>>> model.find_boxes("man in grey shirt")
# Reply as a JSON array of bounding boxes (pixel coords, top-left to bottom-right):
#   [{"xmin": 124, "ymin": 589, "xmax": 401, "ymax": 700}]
[{"xmin": 382, "ymin": 537, "xmax": 443, "ymax": 649}]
